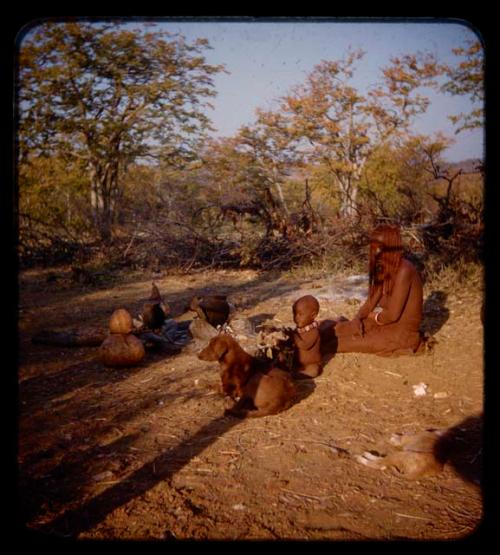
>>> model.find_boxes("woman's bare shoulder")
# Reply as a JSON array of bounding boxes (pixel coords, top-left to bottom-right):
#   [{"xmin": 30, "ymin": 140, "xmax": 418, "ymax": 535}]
[{"xmin": 398, "ymin": 258, "xmax": 419, "ymax": 278}]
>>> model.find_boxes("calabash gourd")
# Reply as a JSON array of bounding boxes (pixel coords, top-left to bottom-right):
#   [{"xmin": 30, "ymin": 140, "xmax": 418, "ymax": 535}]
[
  {"xmin": 108, "ymin": 308, "xmax": 134, "ymax": 334},
  {"xmin": 100, "ymin": 308, "xmax": 145, "ymax": 367}
]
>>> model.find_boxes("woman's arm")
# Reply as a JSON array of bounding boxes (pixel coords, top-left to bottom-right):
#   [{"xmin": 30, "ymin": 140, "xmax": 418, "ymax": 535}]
[
  {"xmin": 374, "ymin": 262, "xmax": 413, "ymax": 325},
  {"xmin": 356, "ymin": 286, "xmax": 382, "ymax": 319}
]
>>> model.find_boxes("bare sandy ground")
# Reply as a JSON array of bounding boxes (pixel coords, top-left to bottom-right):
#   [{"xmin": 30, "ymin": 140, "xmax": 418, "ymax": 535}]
[{"xmin": 17, "ymin": 267, "xmax": 484, "ymax": 541}]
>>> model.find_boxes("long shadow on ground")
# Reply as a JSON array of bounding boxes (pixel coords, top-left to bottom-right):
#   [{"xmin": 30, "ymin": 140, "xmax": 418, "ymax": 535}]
[
  {"xmin": 18, "ymin": 270, "xmax": 313, "ymax": 539},
  {"xmin": 434, "ymin": 413, "xmax": 483, "ymax": 486},
  {"xmin": 421, "ymin": 290, "xmax": 450, "ymax": 336},
  {"xmin": 25, "ymin": 378, "xmax": 315, "ymax": 540}
]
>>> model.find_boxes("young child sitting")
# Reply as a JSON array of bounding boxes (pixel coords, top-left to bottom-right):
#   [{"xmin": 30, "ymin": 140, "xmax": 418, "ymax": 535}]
[{"xmin": 292, "ymin": 295, "xmax": 323, "ymax": 379}]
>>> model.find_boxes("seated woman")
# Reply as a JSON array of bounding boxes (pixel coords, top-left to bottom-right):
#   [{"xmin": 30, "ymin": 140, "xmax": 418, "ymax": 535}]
[{"xmin": 320, "ymin": 223, "xmax": 423, "ymax": 356}]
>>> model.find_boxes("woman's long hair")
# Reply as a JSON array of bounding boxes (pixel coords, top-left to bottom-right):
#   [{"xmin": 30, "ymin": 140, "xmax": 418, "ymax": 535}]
[{"xmin": 368, "ymin": 224, "xmax": 403, "ymax": 296}]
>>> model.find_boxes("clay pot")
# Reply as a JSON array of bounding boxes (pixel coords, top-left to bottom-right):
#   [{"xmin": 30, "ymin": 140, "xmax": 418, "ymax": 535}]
[
  {"xmin": 99, "ymin": 333, "xmax": 145, "ymax": 367},
  {"xmin": 189, "ymin": 295, "xmax": 230, "ymax": 328},
  {"xmin": 109, "ymin": 308, "xmax": 134, "ymax": 334}
]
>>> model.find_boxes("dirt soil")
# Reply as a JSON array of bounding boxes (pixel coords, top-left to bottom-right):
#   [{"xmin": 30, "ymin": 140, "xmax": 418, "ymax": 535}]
[{"xmin": 17, "ymin": 267, "xmax": 484, "ymax": 541}]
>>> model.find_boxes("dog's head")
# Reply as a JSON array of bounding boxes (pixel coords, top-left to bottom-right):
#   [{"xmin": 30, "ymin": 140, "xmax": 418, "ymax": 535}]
[{"xmin": 197, "ymin": 334, "xmax": 236, "ymax": 362}]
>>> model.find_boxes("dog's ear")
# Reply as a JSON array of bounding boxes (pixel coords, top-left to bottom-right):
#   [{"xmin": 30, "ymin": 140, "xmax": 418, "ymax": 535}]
[
  {"xmin": 198, "ymin": 336, "xmax": 225, "ymax": 361},
  {"xmin": 211, "ymin": 336, "xmax": 229, "ymax": 360}
]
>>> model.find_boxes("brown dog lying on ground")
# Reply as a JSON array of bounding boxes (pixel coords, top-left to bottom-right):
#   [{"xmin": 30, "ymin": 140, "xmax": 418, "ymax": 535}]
[
  {"xmin": 198, "ymin": 334, "xmax": 296, "ymax": 418},
  {"xmin": 355, "ymin": 429, "xmax": 447, "ymax": 479}
]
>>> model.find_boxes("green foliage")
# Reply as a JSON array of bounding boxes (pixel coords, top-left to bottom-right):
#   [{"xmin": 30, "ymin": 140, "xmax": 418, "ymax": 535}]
[
  {"xmin": 356, "ymin": 134, "xmax": 469, "ymax": 224},
  {"xmin": 18, "ymin": 22, "xmax": 224, "ymax": 242},
  {"xmin": 424, "ymin": 258, "xmax": 483, "ymax": 292},
  {"xmin": 259, "ymin": 49, "xmax": 442, "ymax": 217},
  {"xmin": 441, "ymin": 40, "xmax": 484, "ymax": 133},
  {"xmin": 305, "ymin": 165, "xmax": 342, "ymax": 214},
  {"xmin": 17, "ymin": 31, "xmax": 483, "ymax": 279},
  {"xmin": 358, "ymin": 143, "xmax": 403, "ymax": 218},
  {"xmin": 18, "ymin": 155, "xmax": 96, "ymax": 267},
  {"xmin": 19, "ymin": 155, "xmax": 90, "ymax": 232}
]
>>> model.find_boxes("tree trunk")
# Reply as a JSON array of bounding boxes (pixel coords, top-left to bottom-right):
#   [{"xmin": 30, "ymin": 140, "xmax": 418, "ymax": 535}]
[
  {"xmin": 89, "ymin": 160, "xmax": 120, "ymax": 244},
  {"xmin": 346, "ymin": 183, "xmax": 358, "ymax": 217},
  {"xmin": 273, "ymin": 181, "xmax": 289, "ymax": 216},
  {"xmin": 338, "ymin": 176, "xmax": 358, "ymax": 218},
  {"xmin": 66, "ymin": 189, "xmax": 72, "ymax": 226},
  {"xmin": 338, "ymin": 158, "xmax": 364, "ymax": 218},
  {"xmin": 90, "ymin": 184, "xmax": 113, "ymax": 244}
]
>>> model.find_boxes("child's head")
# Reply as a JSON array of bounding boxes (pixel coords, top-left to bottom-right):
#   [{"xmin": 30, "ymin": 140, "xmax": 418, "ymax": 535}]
[{"xmin": 292, "ymin": 295, "xmax": 319, "ymax": 327}]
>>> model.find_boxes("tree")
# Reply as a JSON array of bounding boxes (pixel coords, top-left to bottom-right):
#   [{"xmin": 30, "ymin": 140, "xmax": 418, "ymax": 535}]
[
  {"xmin": 238, "ymin": 108, "xmax": 300, "ymax": 217},
  {"xmin": 195, "ymin": 137, "xmax": 251, "ymax": 206},
  {"xmin": 359, "ymin": 134, "xmax": 455, "ymax": 224},
  {"xmin": 18, "ymin": 155, "xmax": 91, "ymax": 265},
  {"xmin": 277, "ymin": 49, "xmax": 439, "ymax": 217},
  {"xmin": 357, "ymin": 142, "xmax": 404, "ymax": 220},
  {"xmin": 19, "ymin": 155, "xmax": 90, "ymax": 233},
  {"xmin": 195, "ymin": 135, "xmax": 290, "ymax": 239},
  {"xmin": 441, "ymin": 40, "xmax": 484, "ymax": 133},
  {"xmin": 18, "ymin": 21, "xmax": 224, "ymax": 242}
]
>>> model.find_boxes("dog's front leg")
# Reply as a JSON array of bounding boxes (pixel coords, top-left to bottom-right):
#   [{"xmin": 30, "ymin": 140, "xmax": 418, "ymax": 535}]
[
  {"xmin": 224, "ymin": 396, "xmax": 255, "ymax": 418},
  {"xmin": 223, "ymin": 396, "xmax": 238, "ymax": 410}
]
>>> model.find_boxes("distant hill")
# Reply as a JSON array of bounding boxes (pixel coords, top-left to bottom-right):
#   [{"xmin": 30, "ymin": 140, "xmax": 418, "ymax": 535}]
[{"xmin": 442, "ymin": 158, "xmax": 483, "ymax": 174}]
